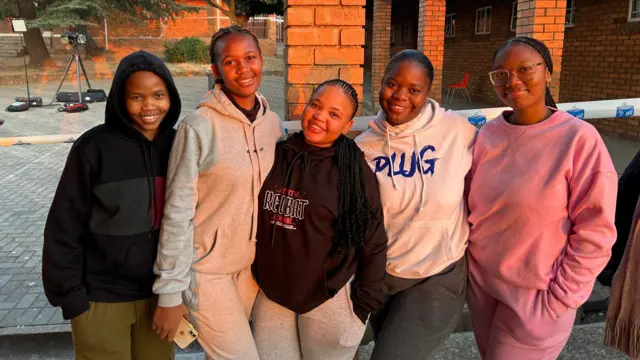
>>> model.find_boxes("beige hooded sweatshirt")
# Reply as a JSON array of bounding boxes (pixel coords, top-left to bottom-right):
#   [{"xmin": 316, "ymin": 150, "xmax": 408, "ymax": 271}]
[
  {"xmin": 153, "ymin": 88, "xmax": 284, "ymax": 308},
  {"xmin": 355, "ymin": 99, "xmax": 477, "ymax": 279}
]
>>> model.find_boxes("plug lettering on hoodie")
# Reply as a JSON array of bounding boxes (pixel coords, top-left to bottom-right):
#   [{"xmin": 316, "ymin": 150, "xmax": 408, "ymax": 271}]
[{"xmin": 373, "ymin": 145, "xmax": 438, "ymax": 178}]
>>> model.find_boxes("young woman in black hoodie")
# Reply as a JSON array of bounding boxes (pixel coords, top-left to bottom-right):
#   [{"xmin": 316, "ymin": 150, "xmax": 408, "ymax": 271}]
[
  {"xmin": 251, "ymin": 79, "xmax": 388, "ymax": 360},
  {"xmin": 42, "ymin": 51, "xmax": 181, "ymax": 360}
]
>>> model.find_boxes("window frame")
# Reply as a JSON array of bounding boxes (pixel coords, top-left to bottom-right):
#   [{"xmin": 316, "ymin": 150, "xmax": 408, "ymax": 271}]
[
  {"xmin": 630, "ymin": 0, "xmax": 640, "ymax": 22},
  {"xmin": 403, "ymin": 22, "xmax": 412, "ymax": 44},
  {"xmin": 390, "ymin": 25, "xmax": 396, "ymax": 45},
  {"xmin": 510, "ymin": 1, "xmax": 518, "ymax": 32},
  {"xmin": 445, "ymin": 13, "xmax": 456, "ymax": 37},
  {"xmin": 475, "ymin": 6, "xmax": 492, "ymax": 35},
  {"xmin": 565, "ymin": 0, "xmax": 576, "ymax": 27}
]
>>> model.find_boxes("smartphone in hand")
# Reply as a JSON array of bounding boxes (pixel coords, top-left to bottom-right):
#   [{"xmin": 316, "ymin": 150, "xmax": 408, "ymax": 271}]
[{"xmin": 174, "ymin": 318, "xmax": 198, "ymax": 349}]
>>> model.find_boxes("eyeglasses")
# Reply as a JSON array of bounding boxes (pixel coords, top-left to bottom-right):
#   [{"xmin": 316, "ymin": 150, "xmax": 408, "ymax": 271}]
[{"xmin": 488, "ymin": 62, "xmax": 545, "ymax": 86}]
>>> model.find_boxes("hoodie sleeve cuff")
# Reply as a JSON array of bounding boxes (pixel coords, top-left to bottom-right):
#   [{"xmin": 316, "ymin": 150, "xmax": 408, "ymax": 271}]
[
  {"xmin": 352, "ymin": 302, "xmax": 369, "ymax": 325},
  {"xmin": 158, "ymin": 292, "xmax": 183, "ymax": 308},
  {"xmin": 61, "ymin": 292, "xmax": 89, "ymax": 320}
]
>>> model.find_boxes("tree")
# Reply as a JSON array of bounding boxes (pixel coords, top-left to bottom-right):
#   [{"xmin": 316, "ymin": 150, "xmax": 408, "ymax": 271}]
[
  {"xmin": 0, "ymin": 0, "xmax": 199, "ymax": 64},
  {"xmin": 203, "ymin": 0, "xmax": 284, "ymax": 26}
]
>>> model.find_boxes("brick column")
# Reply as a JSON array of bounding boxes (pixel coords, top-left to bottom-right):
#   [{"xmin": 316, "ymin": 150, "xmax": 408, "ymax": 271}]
[
  {"xmin": 516, "ymin": 0, "xmax": 566, "ymax": 101},
  {"xmin": 371, "ymin": 0, "xmax": 391, "ymax": 110},
  {"xmin": 268, "ymin": 14, "xmax": 277, "ymax": 42},
  {"xmin": 417, "ymin": 0, "xmax": 446, "ymax": 103},
  {"xmin": 284, "ymin": 0, "xmax": 366, "ymax": 121}
]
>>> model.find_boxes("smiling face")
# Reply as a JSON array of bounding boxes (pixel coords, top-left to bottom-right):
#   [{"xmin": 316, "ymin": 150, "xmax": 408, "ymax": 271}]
[
  {"xmin": 211, "ymin": 32, "xmax": 263, "ymax": 109},
  {"xmin": 125, "ymin": 71, "xmax": 170, "ymax": 140},
  {"xmin": 301, "ymin": 85, "xmax": 355, "ymax": 148},
  {"xmin": 492, "ymin": 43, "xmax": 551, "ymax": 111},
  {"xmin": 379, "ymin": 60, "xmax": 430, "ymax": 126}
]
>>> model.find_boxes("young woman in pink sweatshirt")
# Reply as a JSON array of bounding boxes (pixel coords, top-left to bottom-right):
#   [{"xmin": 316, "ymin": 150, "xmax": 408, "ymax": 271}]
[{"xmin": 467, "ymin": 37, "xmax": 618, "ymax": 359}]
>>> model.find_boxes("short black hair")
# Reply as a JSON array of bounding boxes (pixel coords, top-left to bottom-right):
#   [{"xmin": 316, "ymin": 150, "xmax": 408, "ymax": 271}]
[
  {"xmin": 209, "ymin": 25, "xmax": 261, "ymax": 66},
  {"xmin": 383, "ymin": 49, "xmax": 435, "ymax": 88},
  {"xmin": 493, "ymin": 37, "xmax": 558, "ymax": 108}
]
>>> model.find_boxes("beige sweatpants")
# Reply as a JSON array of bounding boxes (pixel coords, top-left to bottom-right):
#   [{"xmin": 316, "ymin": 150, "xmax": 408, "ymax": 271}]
[
  {"xmin": 252, "ymin": 284, "xmax": 367, "ymax": 360},
  {"xmin": 189, "ymin": 267, "xmax": 259, "ymax": 360}
]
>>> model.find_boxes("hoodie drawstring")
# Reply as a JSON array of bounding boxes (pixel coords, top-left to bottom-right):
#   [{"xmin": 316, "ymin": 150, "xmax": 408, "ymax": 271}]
[
  {"xmin": 386, "ymin": 128, "xmax": 398, "ymax": 190},
  {"xmin": 414, "ymin": 134, "xmax": 425, "ymax": 213},
  {"xmin": 244, "ymin": 125, "xmax": 260, "ymax": 243},
  {"xmin": 271, "ymin": 147, "xmax": 309, "ymax": 247}
]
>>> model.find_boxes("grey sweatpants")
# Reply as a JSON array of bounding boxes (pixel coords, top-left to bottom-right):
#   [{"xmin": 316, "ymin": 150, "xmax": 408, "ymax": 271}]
[
  {"xmin": 252, "ymin": 285, "xmax": 367, "ymax": 360},
  {"xmin": 370, "ymin": 254, "xmax": 468, "ymax": 360}
]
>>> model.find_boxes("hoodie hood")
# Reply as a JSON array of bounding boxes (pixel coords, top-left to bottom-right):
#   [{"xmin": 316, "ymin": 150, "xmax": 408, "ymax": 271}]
[
  {"xmin": 369, "ymin": 98, "xmax": 445, "ymax": 138},
  {"xmin": 197, "ymin": 85, "xmax": 270, "ymax": 126},
  {"xmin": 105, "ymin": 50, "xmax": 181, "ymax": 142}
]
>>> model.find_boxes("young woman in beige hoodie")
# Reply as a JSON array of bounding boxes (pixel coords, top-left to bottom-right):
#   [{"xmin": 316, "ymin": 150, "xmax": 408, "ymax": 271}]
[
  {"xmin": 151, "ymin": 26, "xmax": 284, "ymax": 359},
  {"xmin": 355, "ymin": 50, "xmax": 477, "ymax": 360}
]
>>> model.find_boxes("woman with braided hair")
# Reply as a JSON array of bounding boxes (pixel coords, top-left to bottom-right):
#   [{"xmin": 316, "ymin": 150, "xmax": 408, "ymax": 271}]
[
  {"xmin": 151, "ymin": 25, "xmax": 284, "ymax": 359},
  {"xmin": 251, "ymin": 79, "xmax": 388, "ymax": 360},
  {"xmin": 466, "ymin": 37, "xmax": 617, "ymax": 359}
]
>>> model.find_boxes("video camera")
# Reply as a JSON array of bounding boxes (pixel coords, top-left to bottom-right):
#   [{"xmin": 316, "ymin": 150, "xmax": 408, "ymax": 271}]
[{"xmin": 61, "ymin": 31, "xmax": 86, "ymax": 47}]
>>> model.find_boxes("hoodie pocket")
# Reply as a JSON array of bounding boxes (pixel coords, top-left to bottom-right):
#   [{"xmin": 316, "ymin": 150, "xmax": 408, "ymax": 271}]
[
  {"xmin": 117, "ymin": 241, "xmax": 157, "ymax": 285},
  {"xmin": 387, "ymin": 220, "xmax": 453, "ymax": 276},
  {"xmin": 193, "ymin": 227, "xmax": 221, "ymax": 264}
]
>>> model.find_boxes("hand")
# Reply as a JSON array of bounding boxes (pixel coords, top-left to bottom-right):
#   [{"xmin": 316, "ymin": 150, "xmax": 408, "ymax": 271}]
[{"xmin": 152, "ymin": 303, "xmax": 189, "ymax": 341}]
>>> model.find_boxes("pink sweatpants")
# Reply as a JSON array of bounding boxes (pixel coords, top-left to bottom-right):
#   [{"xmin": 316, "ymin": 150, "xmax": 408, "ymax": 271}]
[{"xmin": 467, "ymin": 256, "xmax": 577, "ymax": 360}]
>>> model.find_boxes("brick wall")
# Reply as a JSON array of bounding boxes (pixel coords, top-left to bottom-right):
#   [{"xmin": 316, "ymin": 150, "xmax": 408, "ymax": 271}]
[
  {"xmin": 285, "ymin": 0, "xmax": 366, "ymax": 121},
  {"xmin": 371, "ymin": 0, "xmax": 391, "ymax": 108},
  {"xmin": 443, "ymin": 0, "xmax": 514, "ymax": 105},
  {"xmin": 561, "ymin": 0, "xmax": 640, "ymax": 139},
  {"xmin": 417, "ymin": 0, "xmax": 446, "ymax": 102}
]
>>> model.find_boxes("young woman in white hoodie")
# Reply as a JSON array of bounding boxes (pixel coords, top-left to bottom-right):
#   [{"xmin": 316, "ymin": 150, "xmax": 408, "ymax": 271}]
[
  {"xmin": 150, "ymin": 26, "xmax": 284, "ymax": 359},
  {"xmin": 355, "ymin": 50, "xmax": 477, "ymax": 360}
]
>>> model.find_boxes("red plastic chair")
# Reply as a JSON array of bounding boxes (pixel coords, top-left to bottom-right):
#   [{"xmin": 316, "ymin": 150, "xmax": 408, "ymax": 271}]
[{"xmin": 446, "ymin": 72, "xmax": 471, "ymax": 104}]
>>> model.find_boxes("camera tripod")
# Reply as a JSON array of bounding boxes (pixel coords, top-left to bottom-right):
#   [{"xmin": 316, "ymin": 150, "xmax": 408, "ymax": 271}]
[{"xmin": 49, "ymin": 44, "xmax": 93, "ymax": 105}]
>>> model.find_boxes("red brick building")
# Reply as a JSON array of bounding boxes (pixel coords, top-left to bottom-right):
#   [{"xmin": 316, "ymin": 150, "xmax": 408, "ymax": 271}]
[
  {"xmin": 283, "ymin": 0, "xmax": 640, "ymax": 139},
  {"xmin": 0, "ymin": 0, "xmax": 280, "ymax": 58}
]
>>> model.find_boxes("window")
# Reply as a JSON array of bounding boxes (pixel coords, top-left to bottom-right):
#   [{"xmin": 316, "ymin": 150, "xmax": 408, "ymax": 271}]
[
  {"xmin": 390, "ymin": 25, "xmax": 396, "ymax": 45},
  {"xmin": 476, "ymin": 6, "xmax": 492, "ymax": 34},
  {"xmin": 510, "ymin": 2, "xmax": 518, "ymax": 32},
  {"xmin": 403, "ymin": 23, "xmax": 412, "ymax": 44},
  {"xmin": 566, "ymin": 0, "xmax": 576, "ymax": 26},
  {"xmin": 445, "ymin": 13, "xmax": 456, "ymax": 37},
  {"xmin": 630, "ymin": 0, "xmax": 640, "ymax": 21}
]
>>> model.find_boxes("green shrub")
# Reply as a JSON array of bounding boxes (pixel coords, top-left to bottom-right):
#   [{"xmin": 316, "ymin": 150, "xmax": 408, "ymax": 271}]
[{"xmin": 164, "ymin": 37, "xmax": 209, "ymax": 64}]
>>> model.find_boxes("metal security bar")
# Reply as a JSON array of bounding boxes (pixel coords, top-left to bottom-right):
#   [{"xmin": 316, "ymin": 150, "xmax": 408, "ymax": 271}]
[{"xmin": 1, "ymin": 98, "xmax": 639, "ymax": 146}]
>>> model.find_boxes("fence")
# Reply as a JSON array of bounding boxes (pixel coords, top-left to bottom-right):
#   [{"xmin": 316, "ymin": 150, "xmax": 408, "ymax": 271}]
[
  {"xmin": 246, "ymin": 17, "xmax": 269, "ymax": 39},
  {"xmin": 275, "ymin": 16, "xmax": 284, "ymax": 42},
  {"xmin": 1, "ymin": 99, "xmax": 638, "ymax": 146}
]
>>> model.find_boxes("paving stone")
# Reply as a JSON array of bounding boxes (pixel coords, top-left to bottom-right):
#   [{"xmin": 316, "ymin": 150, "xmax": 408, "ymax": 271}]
[{"xmin": 15, "ymin": 294, "xmax": 38, "ymax": 309}]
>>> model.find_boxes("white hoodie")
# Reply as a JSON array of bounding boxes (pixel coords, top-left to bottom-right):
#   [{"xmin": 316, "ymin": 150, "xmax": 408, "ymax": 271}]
[{"xmin": 355, "ymin": 99, "xmax": 477, "ymax": 279}]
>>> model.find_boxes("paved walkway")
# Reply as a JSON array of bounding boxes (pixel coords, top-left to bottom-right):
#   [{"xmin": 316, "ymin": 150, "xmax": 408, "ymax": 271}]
[
  {"xmin": 0, "ymin": 323, "xmax": 628, "ymax": 359},
  {"xmin": 0, "ymin": 76, "xmax": 284, "ymax": 330}
]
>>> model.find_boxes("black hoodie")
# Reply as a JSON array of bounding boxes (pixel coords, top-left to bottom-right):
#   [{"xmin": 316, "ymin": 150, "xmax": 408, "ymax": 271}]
[
  {"xmin": 42, "ymin": 51, "xmax": 182, "ymax": 320},
  {"xmin": 252, "ymin": 132, "xmax": 388, "ymax": 323}
]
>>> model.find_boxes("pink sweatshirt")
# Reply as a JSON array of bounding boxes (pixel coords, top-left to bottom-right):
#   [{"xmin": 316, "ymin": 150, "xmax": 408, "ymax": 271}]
[{"xmin": 468, "ymin": 110, "xmax": 618, "ymax": 314}]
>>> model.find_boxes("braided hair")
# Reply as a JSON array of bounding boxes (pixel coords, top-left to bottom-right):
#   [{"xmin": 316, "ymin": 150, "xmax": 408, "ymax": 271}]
[
  {"xmin": 493, "ymin": 37, "xmax": 558, "ymax": 108},
  {"xmin": 383, "ymin": 49, "xmax": 435, "ymax": 89},
  {"xmin": 208, "ymin": 25, "xmax": 262, "ymax": 85},
  {"xmin": 311, "ymin": 79, "xmax": 376, "ymax": 255}
]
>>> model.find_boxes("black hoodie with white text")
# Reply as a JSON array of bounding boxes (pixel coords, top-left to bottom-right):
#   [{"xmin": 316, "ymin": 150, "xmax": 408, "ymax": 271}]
[
  {"xmin": 42, "ymin": 51, "xmax": 182, "ymax": 320},
  {"xmin": 252, "ymin": 132, "xmax": 388, "ymax": 323}
]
